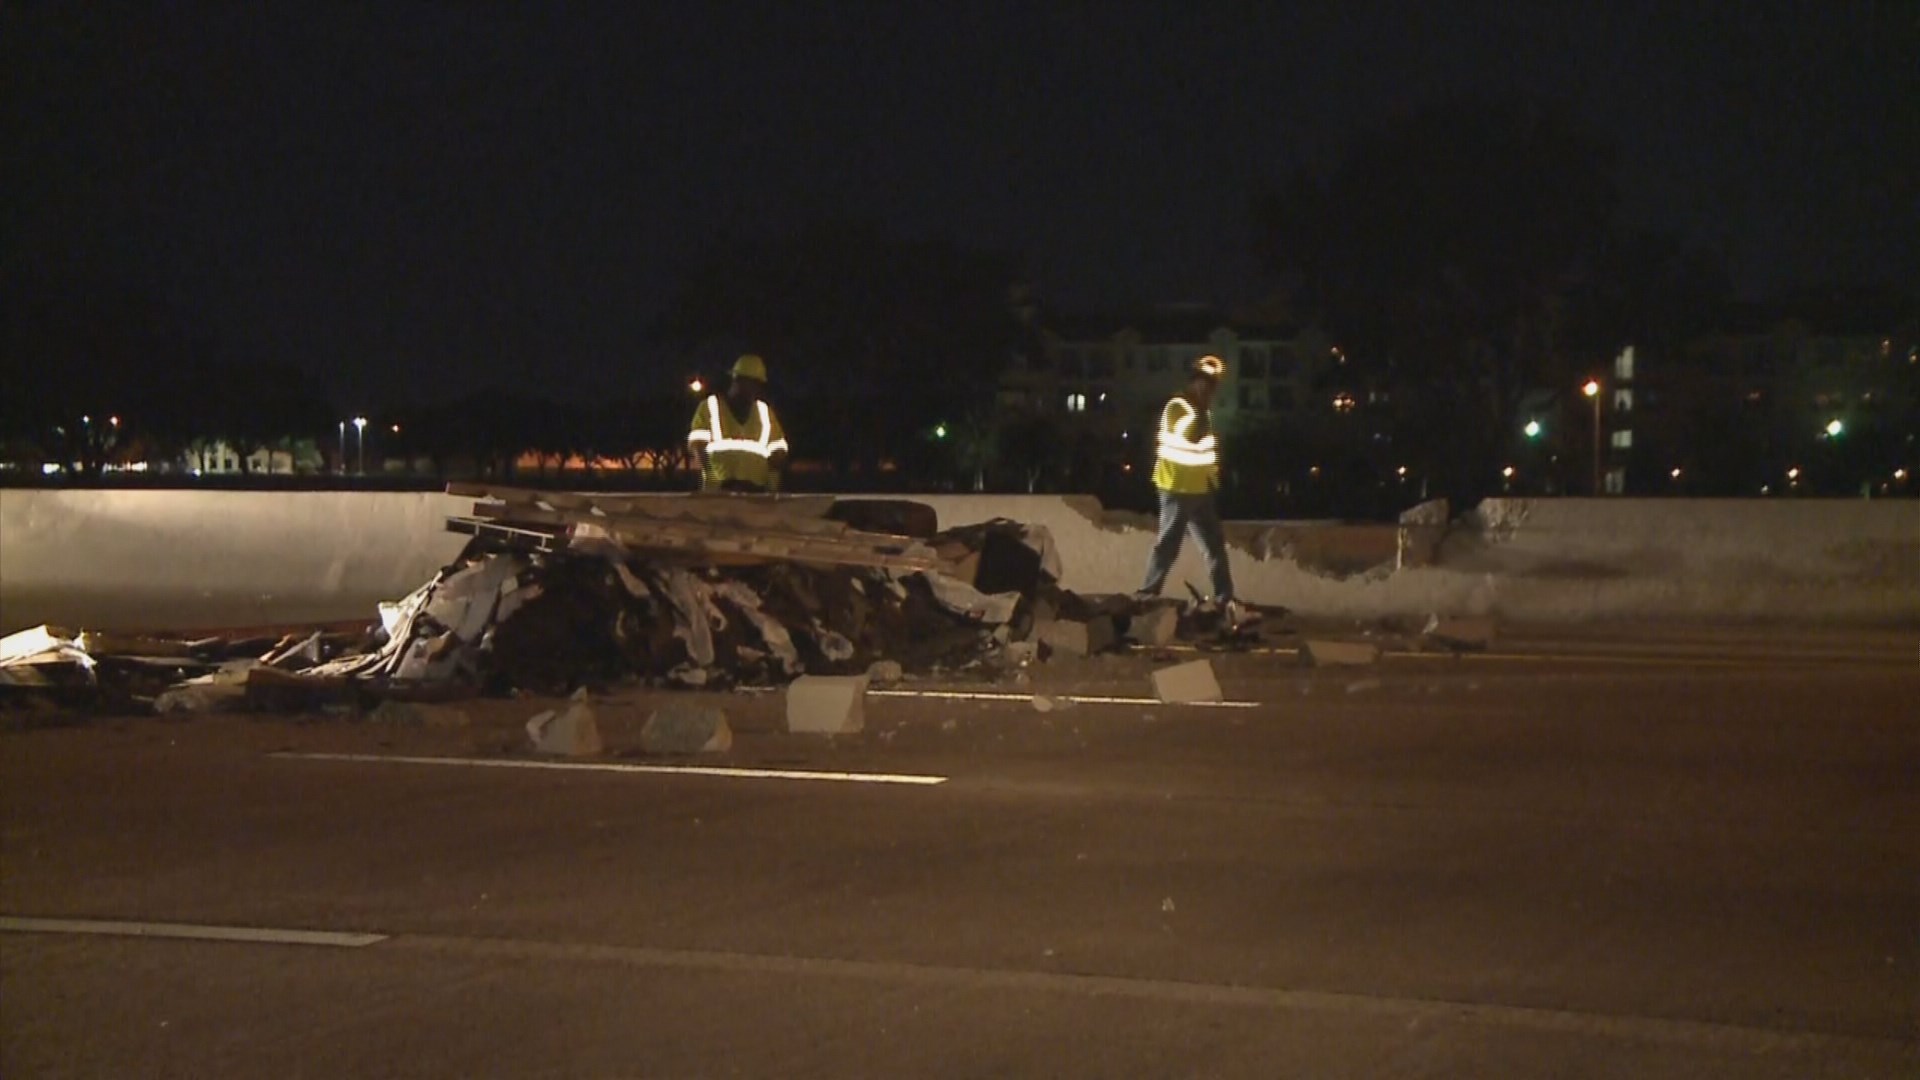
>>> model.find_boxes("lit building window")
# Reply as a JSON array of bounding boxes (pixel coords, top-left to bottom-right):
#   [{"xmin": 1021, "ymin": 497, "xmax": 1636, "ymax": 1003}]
[
  {"xmin": 1613, "ymin": 389, "xmax": 1633, "ymax": 412},
  {"xmin": 1604, "ymin": 468, "xmax": 1626, "ymax": 494},
  {"xmin": 1614, "ymin": 346, "xmax": 1635, "ymax": 381},
  {"xmin": 1611, "ymin": 429, "xmax": 1633, "ymax": 449},
  {"xmin": 1066, "ymin": 392, "xmax": 1087, "ymax": 413},
  {"xmin": 1331, "ymin": 392, "xmax": 1357, "ymax": 412}
]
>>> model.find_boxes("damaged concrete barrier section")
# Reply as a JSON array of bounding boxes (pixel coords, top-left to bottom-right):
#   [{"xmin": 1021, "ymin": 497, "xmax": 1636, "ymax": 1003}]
[{"xmin": 0, "ymin": 486, "xmax": 1291, "ymax": 722}]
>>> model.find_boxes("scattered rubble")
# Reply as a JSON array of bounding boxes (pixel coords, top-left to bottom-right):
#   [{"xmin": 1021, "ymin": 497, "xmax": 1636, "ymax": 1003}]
[
  {"xmin": 786, "ymin": 675, "xmax": 868, "ymax": 735},
  {"xmin": 527, "ymin": 689, "xmax": 603, "ymax": 756},
  {"xmin": 1152, "ymin": 659, "xmax": 1223, "ymax": 703},
  {"xmin": 1131, "ymin": 606, "xmax": 1180, "ymax": 647},
  {"xmin": 641, "ymin": 703, "xmax": 733, "ymax": 754}
]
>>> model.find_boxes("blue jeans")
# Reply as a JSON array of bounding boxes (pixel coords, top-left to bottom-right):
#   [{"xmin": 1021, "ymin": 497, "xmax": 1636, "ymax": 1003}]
[{"xmin": 1139, "ymin": 490, "xmax": 1234, "ymax": 602}]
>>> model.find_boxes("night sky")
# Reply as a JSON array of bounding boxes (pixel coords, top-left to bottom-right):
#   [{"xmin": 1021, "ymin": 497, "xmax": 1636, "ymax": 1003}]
[{"xmin": 6, "ymin": 2, "xmax": 1914, "ymax": 407}]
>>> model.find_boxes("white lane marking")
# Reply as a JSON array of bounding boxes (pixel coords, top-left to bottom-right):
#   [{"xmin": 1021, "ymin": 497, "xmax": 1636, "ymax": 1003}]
[
  {"xmin": 273, "ymin": 752, "xmax": 947, "ymax": 786},
  {"xmin": 0, "ymin": 916, "xmax": 385, "ymax": 948},
  {"xmin": 870, "ymin": 689, "xmax": 1259, "ymax": 709}
]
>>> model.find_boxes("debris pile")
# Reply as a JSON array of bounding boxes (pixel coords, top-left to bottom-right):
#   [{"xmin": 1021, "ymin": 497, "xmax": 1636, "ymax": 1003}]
[{"xmin": 7, "ymin": 486, "xmax": 1249, "ymax": 716}]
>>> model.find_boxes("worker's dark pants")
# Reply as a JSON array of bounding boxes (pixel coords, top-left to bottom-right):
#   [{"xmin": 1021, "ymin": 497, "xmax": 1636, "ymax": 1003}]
[{"xmin": 1139, "ymin": 490, "xmax": 1234, "ymax": 602}]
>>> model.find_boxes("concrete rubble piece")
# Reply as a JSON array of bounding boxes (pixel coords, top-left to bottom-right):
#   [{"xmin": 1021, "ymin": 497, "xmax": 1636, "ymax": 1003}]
[
  {"xmin": 641, "ymin": 703, "xmax": 733, "ymax": 754},
  {"xmin": 527, "ymin": 689, "xmax": 603, "ymax": 756},
  {"xmin": 1151, "ymin": 659, "xmax": 1223, "ymax": 703},
  {"xmin": 786, "ymin": 675, "xmax": 868, "ymax": 735}
]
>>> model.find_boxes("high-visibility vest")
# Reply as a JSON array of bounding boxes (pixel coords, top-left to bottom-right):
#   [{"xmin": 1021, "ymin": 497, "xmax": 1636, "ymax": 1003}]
[
  {"xmin": 1152, "ymin": 395, "xmax": 1219, "ymax": 494},
  {"xmin": 687, "ymin": 394, "xmax": 789, "ymax": 491}
]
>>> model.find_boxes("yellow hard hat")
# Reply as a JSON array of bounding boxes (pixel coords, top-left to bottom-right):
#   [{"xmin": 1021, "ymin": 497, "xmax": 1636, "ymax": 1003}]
[
  {"xmin": 1193, "ymin": 354, "xmax": 1226, "ymax": 379},
  {"xmin": 731, "ymin": 354, "xmax": 768, "ymax": 382}
]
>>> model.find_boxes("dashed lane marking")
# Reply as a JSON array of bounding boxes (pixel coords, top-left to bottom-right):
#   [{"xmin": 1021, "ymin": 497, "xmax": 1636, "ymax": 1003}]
[
  {"xmin": 0, "ymin": 916, "xmax": 385, "ymax": 948},
  {"xmin": 271, "ymin": 751, "xmax": 948, "ymax": 786},
  {"xmin": 870, "ymin": 689, "xmax": 1259, "ymax": 708}
]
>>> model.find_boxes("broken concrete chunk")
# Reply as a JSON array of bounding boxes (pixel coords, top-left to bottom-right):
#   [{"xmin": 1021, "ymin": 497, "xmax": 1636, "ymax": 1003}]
[
  {"xmin": 1151, "ymin": 659, "xmax": 1222, "ymax": 703},
  {"xmin": 865, "ymin": 660, "xmax": 904, "ymax": 686},
  {"xmin": 1037, "ymin": 616, "xmax": 1115, "ymax": 658},
  {"xmin": 527, "ymin": 696, "xmax": 603, "ymax": 756},
  {"xmin": 153, "ymin": 682, "xmax": 248, "ymax": 715},
  {"xmin": 1302, "ymin": 640, "xmax": 1382, "ymax": 667},
  {"xmin": 0, "ymin": 625, "xmax": 82, "ymax": 667},
  {"xmin": 786, "ymin": 674, "xmax": 868, "ymax": 735},
  {"xmin": 923, "ymin": 572, "xmax": 1022, "ymax": 625},
  {"xmin": 1132, "ymin": 606, "xmax": 1179, "ymax": 647},
  {"xmin": 641, "ymin": 703, "xmax": 733, "ymax": 754},
  {"xmin": 1001, "ymin": 640, "xmax": 1039, "ymax": 667},
  {"xmin": 1423, "ymin": 615, "xmax": 1495, "ymax": 652}
]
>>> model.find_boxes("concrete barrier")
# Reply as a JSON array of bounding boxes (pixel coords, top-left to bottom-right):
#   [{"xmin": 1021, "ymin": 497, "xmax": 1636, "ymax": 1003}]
[
  {"xmin": 0, "ymin": 489, "xmax": 470, "ymax": 632},
  {"xmin": 2, "ymin": 488, "xmax": 1915, "ymax": 632}
]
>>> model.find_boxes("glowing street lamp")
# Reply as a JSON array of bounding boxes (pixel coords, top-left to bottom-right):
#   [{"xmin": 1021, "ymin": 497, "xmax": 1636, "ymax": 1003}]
[
  {"xmin": 688, "ymin": 377, "xmax": 705, "ymax": 395},
  {"xmin": 1523, "ymin": 419, "xmax": 1543, "ymax": 439},
  {"xmin": 1824, "ymin": 418, "xmax": 1844, "ymax": 438},
  {"xmin": 1582, "ymin": 379, "xmax": 1602, "ymax": 495},
  {"xmin": 353, "ymin": 416, "xmax": 368, "ymax": 475}
]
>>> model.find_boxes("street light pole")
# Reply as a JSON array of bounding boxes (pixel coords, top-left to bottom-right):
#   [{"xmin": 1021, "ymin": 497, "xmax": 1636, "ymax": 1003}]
[
  {"xmin": 1582, "ymin": 380, "xmax": 1603, "ymax": 495},
  {"xmin": 338, "ymin": 421, "xmax": 346, "ymax": 476},
  {"xmin": 353, "ymin": 416, "xmax": 368, "ymax": 476}
]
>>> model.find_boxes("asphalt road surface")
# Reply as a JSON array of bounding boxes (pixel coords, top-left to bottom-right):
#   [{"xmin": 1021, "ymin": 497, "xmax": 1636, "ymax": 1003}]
[{"xmin": 4, "ymin": 629, "xmax": 1917, "ymax": 1078}]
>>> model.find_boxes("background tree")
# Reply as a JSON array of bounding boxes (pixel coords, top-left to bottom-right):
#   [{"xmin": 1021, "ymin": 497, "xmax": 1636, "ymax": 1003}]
[{"xmin": 1258, "ymin": 98, "xmax": 1618, "ymax": 502}]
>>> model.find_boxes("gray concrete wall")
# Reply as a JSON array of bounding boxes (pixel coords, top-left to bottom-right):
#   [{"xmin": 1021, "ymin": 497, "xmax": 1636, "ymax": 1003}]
[{"xmin": 3, "ymin": 489, "xmax": 1916, "ymax": 633}]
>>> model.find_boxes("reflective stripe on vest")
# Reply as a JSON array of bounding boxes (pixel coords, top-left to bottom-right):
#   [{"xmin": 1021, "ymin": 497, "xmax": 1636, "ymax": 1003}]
[
  {"xmin": 1156, "ymin": 399, "xmax": 1217, "ymax": 467},
  {"xmin": 689, "ymin": 396, "xmax": 784, "ymax": 457}
]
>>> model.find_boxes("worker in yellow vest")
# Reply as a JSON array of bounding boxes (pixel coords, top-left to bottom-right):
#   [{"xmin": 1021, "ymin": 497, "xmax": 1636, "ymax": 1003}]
[
  {"xmin": 1137, "ymin": 355, "xmax": 1258, "ymax": 627},
  {"xmin": 687, "ymin": 354, "xmax": 789, "ymax": 492}
]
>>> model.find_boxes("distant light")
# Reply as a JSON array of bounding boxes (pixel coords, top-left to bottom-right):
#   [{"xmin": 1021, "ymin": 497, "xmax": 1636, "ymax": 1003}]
[
  {"xmin": 353, "ymin": 416, "xmax": 368, "ymax": 430},
  {"xmin": 1501, "ymin": 466, "xmax": 1515, "ymax": 478},
  {"xmin": 1121, "ymin": 431, "xmax": 1130, "ymax": 440},
  {"xmin": 82, "ymin": 414, "xmax": 91, "ymax": 424},
  {"xmin": 1787, "ymin": 467, "xmax": 1801, "ymax": 480},
  {"xmin": 1523, "ymin": 420, "xmax": 1542, "ymax": 438},
  {"xmin": 1308, "ymin": 465, "xmax": 1321, "ymax": 477},
  {"xmin": 933, "ymin": 423, "xmax": 949, "ymax": 440},
  {"xmin": 109, "ymin": 416, "xmax": 120, "ymax": 427},
  {"xmin": 1825, "ymin": 419, "xmax": 1843, "ymax": 437},
  {"xmin": 390, "ymin": 424, "xmax": 401, "ymax": 434},
  {"xmin": 1122, "ymin": 463, "xmax": 1132, "ymax": 473},
  {"xmin": 41, "ymin": 462, "xmax": 60, "ymax": 475},
  {"xmin": 1760, "ymin": 484, "xmax": 1771, "ymax": 494},
  {"xmin": 1670, "ymin": 467, "xmax": 1682, "ymax": 479},
  {"xmin": 1581, "ymin": 380, "xmax": 1601, "ymax": 398},
  {"xmin": 1396, "ymin": 465, "xmax": 1408, "ymax": 477},
  {"xmin": 1896, "ymin": 469, "xmax": 1909, "ymax": 481},
  {"xmin": 689, "ymin": 378, "xmax": 705, "ymax": 394}
]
